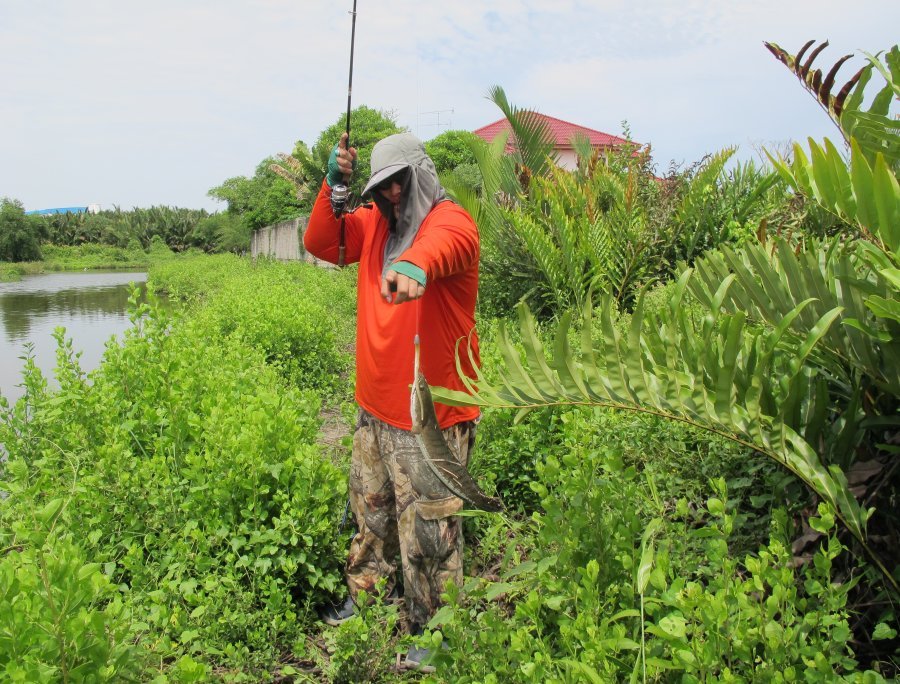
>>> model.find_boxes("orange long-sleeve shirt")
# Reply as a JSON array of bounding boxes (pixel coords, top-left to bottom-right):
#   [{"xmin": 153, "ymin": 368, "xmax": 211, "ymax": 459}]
[{"xmin": 304, "ymin": 181, "xmax": 481, "ymax": 430}]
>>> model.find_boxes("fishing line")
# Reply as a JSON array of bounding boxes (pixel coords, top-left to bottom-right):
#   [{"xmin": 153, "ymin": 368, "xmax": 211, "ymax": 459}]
[
  {"xmin": 413, "ymin": 297, "xmax": 422, "ymax": 381},
  {"xmin": 413, "ymin": 297, "xmax": 421, "ymax": 381}
]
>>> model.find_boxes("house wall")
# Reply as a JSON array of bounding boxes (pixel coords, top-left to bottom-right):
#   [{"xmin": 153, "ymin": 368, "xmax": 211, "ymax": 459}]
[{"xmin": 557, "ymin": 150, "xmax": 578, "ymax": 171}]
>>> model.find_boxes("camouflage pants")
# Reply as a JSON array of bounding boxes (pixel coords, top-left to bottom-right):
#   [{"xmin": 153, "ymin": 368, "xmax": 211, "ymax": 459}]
[{"xmin": 346, "ymin": 409, "xmax": 475, "ymax": 630}]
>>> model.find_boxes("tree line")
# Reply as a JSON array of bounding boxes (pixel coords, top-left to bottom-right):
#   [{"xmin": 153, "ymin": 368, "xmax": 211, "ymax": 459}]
[{"xmin": 0, "ymin": 108, "xmax": 477, "ymax": 262}]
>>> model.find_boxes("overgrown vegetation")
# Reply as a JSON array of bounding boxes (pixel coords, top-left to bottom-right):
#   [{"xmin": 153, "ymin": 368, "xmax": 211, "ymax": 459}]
[
  {"xmin": 1, "ymin": 258, "xmax": 358, "ymax": 680},
  {"xmin": 435, "ymin": 39, "xmax": 900, "ymax": 679},
  {"xmin": 0, "ymin": 240, "xmax": 193, "ymax": 282}
]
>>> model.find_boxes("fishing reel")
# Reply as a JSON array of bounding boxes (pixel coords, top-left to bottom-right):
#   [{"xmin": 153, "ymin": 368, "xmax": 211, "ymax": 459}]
[{"xmin": 330, "ymin": 182, "xmax": 350, "ymax": 218}]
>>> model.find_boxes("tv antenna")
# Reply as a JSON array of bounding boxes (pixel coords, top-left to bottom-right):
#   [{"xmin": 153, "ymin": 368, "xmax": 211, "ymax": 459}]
[{"xmin": 416, "ymin": 108, "xmax": 454, "ymax": 136}]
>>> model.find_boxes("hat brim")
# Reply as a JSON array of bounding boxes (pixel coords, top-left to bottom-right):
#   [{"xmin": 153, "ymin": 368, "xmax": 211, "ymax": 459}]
[{"xmin": 362, "ymin": 163, "xmax": 408, "ymax": 196}]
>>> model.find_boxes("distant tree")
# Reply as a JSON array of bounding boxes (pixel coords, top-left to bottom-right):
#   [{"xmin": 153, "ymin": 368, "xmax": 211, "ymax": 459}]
[
  {"xmin": 268, "ymin": 106, "xmax": 404, "ymax": 210},
  {"xmin": 208, "ymin": 157, "xmax": 304, "ymax": 232},
  {"xmin": 210, "ymin": 106, "xmax": 403, "ymax": 231},
  {"xmin": 0, "ymin": 198, "xmax": 46, "ymax": 261},
  {"xmin": 268, "ymin": 141, "xmax": 318, "ymax": 206},
  {"xmin": 194, "ymin": 212, "xmax": 249, "ymax": 253},
  {"xmin": 425, "ymin": 129, "xmax": 479, "ymax": 174},
  {"xmin": 442, "ymin": 162, "xmax": 483, "ymax": 194}
]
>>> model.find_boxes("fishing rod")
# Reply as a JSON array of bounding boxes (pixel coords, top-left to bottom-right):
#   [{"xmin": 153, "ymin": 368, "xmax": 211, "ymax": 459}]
[
  {"xmin": 334, "ymin": 2, "xmax": 359, "ymax": 532},
  {"xmin": 330, "ymin": 0, "xmax": 359, "ymax": 268}
]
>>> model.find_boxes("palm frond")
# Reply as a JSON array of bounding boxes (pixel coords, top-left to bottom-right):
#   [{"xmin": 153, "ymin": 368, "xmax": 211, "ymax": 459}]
[
  {"xmin": 767, "ymin": 138, "xmax": 899, "ymax": 252},
  {"xmin": 687, "ymin": 238, "xmax": 899, "ymax": 395},
  {"xmin": 767, "ymin": 41, "xmax": 900, "ymax": 167},
  {"xmin": 765, "ymin": 40, "xmax": 862, "ymax": 124},
  {"xmin": 435, "ymin": 292, "xmax": 874, "ymax": 558},
  {"xmin": 487, "ymin": 86, "xmax": 559, "ymax": 183}
]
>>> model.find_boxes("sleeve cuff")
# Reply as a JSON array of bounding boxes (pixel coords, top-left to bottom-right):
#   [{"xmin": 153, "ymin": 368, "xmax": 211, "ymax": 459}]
[{"xmin": 389, "ymin": 261, "xmax": 427, "ymax": 286}]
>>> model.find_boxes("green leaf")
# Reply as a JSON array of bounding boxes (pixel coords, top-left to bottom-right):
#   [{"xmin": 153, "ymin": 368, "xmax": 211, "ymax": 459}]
[
  {"xmin": 544, "ymin": 594, "xmax": 567, "ymax": 610},
  {"xmin": 652, "ymin": 614, "xmax": 688, "ymax": 640},
  {"xmin": 561, "ymin": 660, "xmax": 605, "ymax": 683},
  {"xmin": 850, "ymin": 139, "xmax": 876, "ymax": 230},
  {"xmin": 707, "ymin": 497, "xmax": 725, "ymax": 516},
  {"xmin": 179, "ymin": 629, "xmax": 200, "ymax": 644},
  {"xmin": 36, "ymin": 498, "xmax": 65, "ymax": 524},
  {"xmin": 866, "ymin": 295, "xmax": 900, "ymax": 324},
  {"xmin": 485, "ymin": 582, "xmax": 518, "ymax": 601},
  {"xmin": 427, "ymin": 605, "xmax": 454, "ymax": 627},
  {"xmin": 873, "ymin": 622, "xmax": 898, "ymax": 640},
  {"xmin": 637, "ymin": 518, "xmax": 662, "ymax": 594},
  {"xmin": 871, "ymin": 151, "xmax": 900, "ymax": 252},
  {"xmin": 674, "ymin": 649, "xmax": 698, "ymax": 668},
  {"xmin": 77, "ymin": 563, "xmax": 101, "ymax": 581}
]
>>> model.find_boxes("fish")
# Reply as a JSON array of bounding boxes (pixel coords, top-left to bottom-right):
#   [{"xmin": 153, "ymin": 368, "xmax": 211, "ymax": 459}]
[{"xmin": 410, "ymin": 371, "xmax": 504, "ymax": 513}]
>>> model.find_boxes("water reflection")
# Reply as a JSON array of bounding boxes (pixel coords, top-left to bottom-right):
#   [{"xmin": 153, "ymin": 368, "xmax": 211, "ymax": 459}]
[{"xmin": 0, "ymin": 271, "xmax": 148, "ymax": 405}]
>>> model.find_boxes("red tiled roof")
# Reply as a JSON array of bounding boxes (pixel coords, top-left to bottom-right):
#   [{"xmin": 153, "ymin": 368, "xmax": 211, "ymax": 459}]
[{"xmin": 472, "ymin": 113, "xmax": 633, "ymax": 150}]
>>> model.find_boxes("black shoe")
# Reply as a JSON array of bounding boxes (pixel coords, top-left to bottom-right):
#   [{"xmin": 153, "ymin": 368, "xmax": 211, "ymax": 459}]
[
  {"xmin": 320, "ymin": 596, "xmax": 356, "ymax": 626},
  {"xmin": 402, "ymin": 644, "xmax": 436, "ymax": 674},
  {"xmin": 402, "ymin": 626, "xmax": 447, "ymax": 673}
]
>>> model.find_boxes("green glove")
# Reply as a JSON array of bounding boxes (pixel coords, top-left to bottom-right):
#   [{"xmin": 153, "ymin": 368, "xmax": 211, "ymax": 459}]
[{"xmin": 326, "ymin": 143, "xmax": 357, "ymax": 188}]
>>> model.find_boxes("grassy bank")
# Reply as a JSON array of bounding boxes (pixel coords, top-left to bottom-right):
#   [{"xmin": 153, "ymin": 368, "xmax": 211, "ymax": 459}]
[{"xmin": 0, "ymin": 241, "xmax": 191, "ymax": 281}]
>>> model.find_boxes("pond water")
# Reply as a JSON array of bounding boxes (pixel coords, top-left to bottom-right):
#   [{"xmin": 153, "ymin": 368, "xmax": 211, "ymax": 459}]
[{"xmin": 0, "ymin": 271, "xmax": 148, "ymax": 406}]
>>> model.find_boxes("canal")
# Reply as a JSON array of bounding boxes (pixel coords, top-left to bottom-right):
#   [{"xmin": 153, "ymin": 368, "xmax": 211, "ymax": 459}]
[{"xmin": 0, "ymin": 271, "xmax": 148, "ymax": 406}]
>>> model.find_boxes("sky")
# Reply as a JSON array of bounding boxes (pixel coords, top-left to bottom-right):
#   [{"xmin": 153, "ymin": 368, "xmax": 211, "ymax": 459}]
[{"xmin": 1, "ymin": 1, "xmax": 898, "ymax": 213}]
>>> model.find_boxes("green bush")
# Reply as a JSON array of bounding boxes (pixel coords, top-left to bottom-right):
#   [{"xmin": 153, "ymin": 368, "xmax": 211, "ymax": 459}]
[
  {"xmin": 0, "ymin": 263, "xmax": 26, "ymax": 281},
  {"xmin": 472, "ymin": 407, "xmax": 564, "ymax": 512},
  {"xmin": 194, "ymin": 272, "xmax": 347, "ymax": 395},
  {"xmin": 149, "ymin": 252, "xmax": 249, "ymax": 305},
  {"xmin": 208, "ymin": 158, "xmax": 306, "ymax": 233},
  {"xmin": 0, "ymin": 532, "xmax": 143, "ymax": 681},
  {"xmin": 426, "ymin": 130, "xmax": 479, "ymax": 174},
  {"xmin": 0, "ymin": 198, "xmax": 46, "ymax": 262},
  {"xmin": 431, "ymin": 440, "xmax": 887, "ymax": 682},
  {"xmin": 309, "ymin": 106, "xmax": 405, "ymax": 202},
  {"xmin": 0, "ymin": 293, "xmax": 349, "ymax": 674},
  {"xmin": 39, "ymin": 243, "xmax": 158, "ymax": 270},
  {"xmin": 194, "ymin": 212, "xmax": 249, "ymax": 253},
  {"xmin": 318, "ymin": 587, "xmax": 403, "ymax": 684},
  {"xmin": 152, "ymin": 255, "xmax": 356, "ymax": 398}
]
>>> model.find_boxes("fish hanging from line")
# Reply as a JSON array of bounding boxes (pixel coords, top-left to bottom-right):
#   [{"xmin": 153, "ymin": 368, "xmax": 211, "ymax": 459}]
[{"xmin": 410, "ymin": 371, "xmax": 504, "ymax": 513}]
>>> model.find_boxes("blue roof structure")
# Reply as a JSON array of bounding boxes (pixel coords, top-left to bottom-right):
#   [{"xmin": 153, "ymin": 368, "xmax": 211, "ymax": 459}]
[{"xmin": 25, "ymin": 207, "xmax": 89, "ymax": 216}]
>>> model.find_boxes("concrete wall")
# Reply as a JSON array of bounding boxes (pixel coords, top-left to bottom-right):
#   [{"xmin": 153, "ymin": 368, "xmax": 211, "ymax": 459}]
[{"xmin": 250, "ymin": 216, "xmax": 333, "ymax": 268}]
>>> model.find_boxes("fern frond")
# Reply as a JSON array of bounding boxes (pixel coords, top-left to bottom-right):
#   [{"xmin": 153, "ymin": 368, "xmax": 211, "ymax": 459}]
[{"xmin": 686, "ymin": 238, "xmax": 900, "ymax": 404}]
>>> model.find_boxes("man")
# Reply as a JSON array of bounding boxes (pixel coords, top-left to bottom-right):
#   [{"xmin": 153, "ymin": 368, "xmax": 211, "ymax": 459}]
[{"xmin": 304, "ymin": 131, "xmax": 481, "ymax": 671}]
